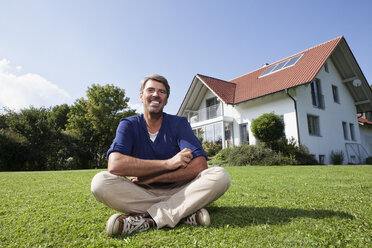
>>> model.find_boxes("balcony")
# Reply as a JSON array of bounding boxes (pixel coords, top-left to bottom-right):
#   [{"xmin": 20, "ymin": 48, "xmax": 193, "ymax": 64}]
[{"xmin": 189, "ymin": 104, "xmax": 222, "ymax": 124}]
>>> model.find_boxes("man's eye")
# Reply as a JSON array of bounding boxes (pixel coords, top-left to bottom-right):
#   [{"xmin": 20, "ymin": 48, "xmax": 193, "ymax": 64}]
[{"xmin": 159, "ymin": 90, "xmax": 167, "ymax": 94}]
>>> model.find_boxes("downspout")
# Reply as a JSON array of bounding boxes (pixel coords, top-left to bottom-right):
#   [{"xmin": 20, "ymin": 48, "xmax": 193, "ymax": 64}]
[{"xmin": 285, "ymin": 88, "xmax": 301, "ymax": 145}]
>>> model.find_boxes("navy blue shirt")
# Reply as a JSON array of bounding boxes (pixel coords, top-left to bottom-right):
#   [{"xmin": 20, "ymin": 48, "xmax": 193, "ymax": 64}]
[{"xmin": 107, "ymin": 113, "xmax": 206, "ymax": 160}]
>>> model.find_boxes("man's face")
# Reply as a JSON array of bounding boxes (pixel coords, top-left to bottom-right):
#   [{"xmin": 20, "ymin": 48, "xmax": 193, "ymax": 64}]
[{"xmin": 140, "ymin": 79, "xmax": 168, "ymax": 114}]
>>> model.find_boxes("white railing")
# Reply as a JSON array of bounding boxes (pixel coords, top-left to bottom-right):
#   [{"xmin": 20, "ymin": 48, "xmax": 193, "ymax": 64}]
[{"xmin": 189, "ymin": 104, "xmax": 221, "ymax": 124}]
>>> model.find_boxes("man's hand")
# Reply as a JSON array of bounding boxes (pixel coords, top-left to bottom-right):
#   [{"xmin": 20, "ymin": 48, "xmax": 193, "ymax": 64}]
[{"xmin": 165, "ymin": 148, "xmax": 193, "ymax": 170}]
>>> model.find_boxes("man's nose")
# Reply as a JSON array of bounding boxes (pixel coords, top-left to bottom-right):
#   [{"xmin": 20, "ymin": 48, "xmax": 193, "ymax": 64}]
[{"xmin": 152, "ymin": 90, "xmax": 159, "ymax": 96}]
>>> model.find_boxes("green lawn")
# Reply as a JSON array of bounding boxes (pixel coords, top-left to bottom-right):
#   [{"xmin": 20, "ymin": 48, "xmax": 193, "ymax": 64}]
[{"xmin": 0, "ymin": 166, "xmax": 371, "ymax": 247}]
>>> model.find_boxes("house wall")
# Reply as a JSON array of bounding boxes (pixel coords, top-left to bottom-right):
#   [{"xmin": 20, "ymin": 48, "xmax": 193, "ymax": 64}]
[
  {"xmin": 359, "ymin": 125, "xmax": 372, "ymax": 156},
  {"xmin": 296, "ymin": 59, "xmax": 360, "ymax": 164},
  {"xmin": 230, "ymin": 91, "xmax": 297, "ymax": 146}
]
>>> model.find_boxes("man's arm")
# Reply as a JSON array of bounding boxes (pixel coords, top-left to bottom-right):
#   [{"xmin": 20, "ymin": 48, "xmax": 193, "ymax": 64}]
[
  {"xmin": 107, "ymin": 148, "xmax": 194, "ymax": 177},
  {"xmin": 133, "ymin": 156, "xmax": 207, "ymax": 184}
]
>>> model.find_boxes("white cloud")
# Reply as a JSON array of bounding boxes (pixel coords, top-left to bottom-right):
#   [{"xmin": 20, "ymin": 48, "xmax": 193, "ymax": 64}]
[
  {"xmin": 129, "ymin": 102, "xmax": 143, "ymax": 114},
  {"xmin": 0, "ymin": 59, "xmax": 71, "ymax": 110}
]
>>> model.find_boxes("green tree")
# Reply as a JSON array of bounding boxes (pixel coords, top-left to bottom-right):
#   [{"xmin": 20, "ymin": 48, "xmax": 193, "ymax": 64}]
[
  {"xmin": 66, "ymin": 84, "xmax": 136, "ymax": 168},
  {"xmin": 4, "ymin": 107, "xmax": 56, "ymax": 170},
  {"xmin": 251, "ymin": 112, "xmax": 285, "ymax": 144}
]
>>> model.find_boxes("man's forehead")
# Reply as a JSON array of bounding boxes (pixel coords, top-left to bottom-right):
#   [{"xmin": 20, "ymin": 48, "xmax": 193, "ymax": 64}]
[{"xmin": 144, "ymin": 79, "xmax": 166, "ymax": 89}]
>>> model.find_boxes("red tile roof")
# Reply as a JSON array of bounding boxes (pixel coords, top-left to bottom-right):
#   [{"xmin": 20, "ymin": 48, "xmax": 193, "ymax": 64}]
[
  {"xmin": 358, "ymin": 116, "xmax": 372, "ymax": 126},
  {"xmin": 195, "ymin": 36, "xmax": 343, "ymax": 104},
  {"xmin": 196, "ymin": 74, "xmax": 236, "ymax": 104}
]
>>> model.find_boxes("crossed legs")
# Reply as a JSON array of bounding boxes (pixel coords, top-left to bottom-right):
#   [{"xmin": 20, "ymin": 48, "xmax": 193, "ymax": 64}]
[{"xmin": 91, "ymin": 167, "xmax": 230, "ymax": 228}]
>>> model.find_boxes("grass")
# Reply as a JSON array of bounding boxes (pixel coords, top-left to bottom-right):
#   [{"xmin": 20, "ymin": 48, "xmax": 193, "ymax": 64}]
[{"xmin": 0, "ymin": 166, "xmax": 371, "ymax": 247}]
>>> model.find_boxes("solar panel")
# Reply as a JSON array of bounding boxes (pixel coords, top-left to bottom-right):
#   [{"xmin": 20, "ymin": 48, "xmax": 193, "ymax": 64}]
[
  {"xmin": 259, "ymin": 54, "xmax": 303, "ymax": 78},
  {"xmin": 271, "ymin": 60, "xmax": 287, "ymax": 72},
  {"xmin": 283, "ymin": 54, "xmax": 302, "ymax": 68},
  {"xmin": 260, "ymin": 64, "xmax": 276, "ymax": 76}
]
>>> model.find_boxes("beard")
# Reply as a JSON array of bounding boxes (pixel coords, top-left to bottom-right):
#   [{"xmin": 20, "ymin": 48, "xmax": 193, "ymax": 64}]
[{"xmin": 146, "ymin": 97, "xmax": 165, "ymax": 114}]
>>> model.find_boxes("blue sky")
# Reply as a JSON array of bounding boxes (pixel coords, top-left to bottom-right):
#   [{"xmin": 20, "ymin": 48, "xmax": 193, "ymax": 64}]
[{"xmin": 0, "ymin": 0, "xmax": 371, "ymax": 114}]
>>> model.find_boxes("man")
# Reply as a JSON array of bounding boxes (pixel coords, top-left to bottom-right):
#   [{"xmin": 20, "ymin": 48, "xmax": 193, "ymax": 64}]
[{"xmin": 91, "ymin": 74, "xmax": 230, "ymax": 236}]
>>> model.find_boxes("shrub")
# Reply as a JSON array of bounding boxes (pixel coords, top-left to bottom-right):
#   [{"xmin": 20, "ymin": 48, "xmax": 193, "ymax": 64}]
[
  {"xmin": 251, "ymin": 112, "xmax": 285, "ymax": 143},
  {"xmin": 330, "ymin": 150, "xmax": 344, "ymax": 165},
  {"xmin": 271, "ymin": 138, "xmax": 318, "ymax": 165},
  {"xmin": 210, "ymin": 144, "xmax": 296, "ymax": 166},
  {"xmin": 365, "ymin": 156, "xmax": 372, "ymax": 164},
  {"xmin": 202, "ymin": 141, "xmax": 222, "ymax": 157}
]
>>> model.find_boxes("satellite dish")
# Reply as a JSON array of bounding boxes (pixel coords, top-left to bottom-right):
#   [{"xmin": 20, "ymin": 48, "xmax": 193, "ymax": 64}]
[{"xmin": 353, "ymin": 79, "xmax": 362, "ymax": 87}]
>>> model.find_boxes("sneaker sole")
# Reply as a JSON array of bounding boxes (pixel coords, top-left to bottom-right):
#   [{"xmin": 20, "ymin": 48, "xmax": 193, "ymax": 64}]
[
  {"xmin": 197, "ymin": 208, "xmax": 211, "ymax": 226},
  {"xmin": 106, "ymin": 213, "xmax": 122, "ymax": 236}
]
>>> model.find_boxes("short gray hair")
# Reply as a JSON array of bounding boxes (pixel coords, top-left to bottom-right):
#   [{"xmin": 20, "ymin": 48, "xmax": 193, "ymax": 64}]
[{"xmin": 140, "ymin": 74, "xmax": 170, "ymax": 99}]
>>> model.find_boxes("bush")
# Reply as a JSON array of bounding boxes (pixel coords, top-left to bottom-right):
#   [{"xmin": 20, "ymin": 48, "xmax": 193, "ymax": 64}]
[
  {"xmin": 251, "ymin": 112, "xmax": 285, "ymax": 143},
  {"xmin": 272, "ymin": 138, "xmax": 318, "ymax": 165},
  {"xmin": 330, "ymin": 150, "xmax": 344, "ymax": 165},
  {"xmin": 365, "ymin": 156, "xmax": 372, "ymax": 164},
  {"xmin": 202, "ymin": 141, "xmax": 222, "ymax": 157},
  {"xmin": 210, "ymin": 144, "xmax": 296, "ymax": 166}
]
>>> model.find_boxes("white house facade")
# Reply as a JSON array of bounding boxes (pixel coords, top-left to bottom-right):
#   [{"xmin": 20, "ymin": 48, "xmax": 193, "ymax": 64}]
[{"xmin": 178, "ymin": 36, "xmax": 372, "ymax": 164}]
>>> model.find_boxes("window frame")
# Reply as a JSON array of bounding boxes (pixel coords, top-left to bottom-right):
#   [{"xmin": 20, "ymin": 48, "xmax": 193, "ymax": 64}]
[
  {"xmin": 310, "ymin": 79, "xmax": 325, "ymax": 109},
  {"xmin": 332, "ymin": 85, "xmax": 340, "ymax": 104},
  {"xmin": 342, "ymin": 121, "xmax": 349, "ymax": 140},
  {"xmin": 307, "ymin": 114, "xmax": 321, "ymax": 136}
]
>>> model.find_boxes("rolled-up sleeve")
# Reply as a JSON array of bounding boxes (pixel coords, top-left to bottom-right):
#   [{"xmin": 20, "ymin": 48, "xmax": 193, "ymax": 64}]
[
  {"xmin": 177, "ymin": 117, "xmax": 207, "ymax": 159},
  {"xmin": 106, "ymin": 119, "xmax": 134, "ymax": 158}
]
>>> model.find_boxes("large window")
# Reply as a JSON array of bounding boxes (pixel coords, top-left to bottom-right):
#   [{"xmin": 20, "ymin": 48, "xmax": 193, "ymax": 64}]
[
  {"xmin": 240, "ymin": 123, "xmax": 249, "ymax": 145},
  {"xmin": 206, "ymin": 97, "xmax": 219, "ymax": 119},
  {"xmin": 193, "ymin": 122, "xmax": 223, "ymax": 144},
  {"xmin": 307, "ymin": 115, "xmax": 320, "ymax": 136},
  {"xmin": 310, "ymin": 79, "xmax": 324, "ymax": 109}
]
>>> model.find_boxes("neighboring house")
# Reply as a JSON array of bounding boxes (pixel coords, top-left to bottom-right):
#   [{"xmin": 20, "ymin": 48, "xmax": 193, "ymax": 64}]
[{"xmin": 178, "ymin": 36, "xmax": 372, "ymax": 165}]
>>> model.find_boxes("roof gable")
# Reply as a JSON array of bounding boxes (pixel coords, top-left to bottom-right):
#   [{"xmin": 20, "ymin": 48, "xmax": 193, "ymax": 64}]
[
  {"xmin": 178, "ymin": 36, "xmax": 372, "ymax": 115},
  {"xmin": 196, "ymin": 74, "xmax": 236, "ymax": 104},
  {"xmin": 231, "ymin": 36, "xmax": 342, "ymax": 103}
]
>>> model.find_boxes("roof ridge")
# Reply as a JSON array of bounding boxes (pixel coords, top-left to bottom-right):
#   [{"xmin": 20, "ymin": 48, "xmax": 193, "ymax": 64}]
[
  {"xmin": 196, "ymin": 73, "xmax": 236, "ymax": 85},
  {"xmin": 230, "ymin": 35, "xmax": 344, "ymax": 82}
]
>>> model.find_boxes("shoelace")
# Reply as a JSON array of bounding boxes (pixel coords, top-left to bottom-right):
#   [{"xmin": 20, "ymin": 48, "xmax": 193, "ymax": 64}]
[
  {"xmin": 184, "ymin": 213, "xmax": 197, "ymax": 226},
  {"xmin": 122, "ymin": 216, "xmax": 151, "ymax": 234}
]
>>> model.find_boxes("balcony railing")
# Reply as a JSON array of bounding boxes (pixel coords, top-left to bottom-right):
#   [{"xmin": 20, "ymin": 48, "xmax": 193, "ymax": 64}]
[{"xmin": 189, "ymin": 104, "xmax": 221, "ymax": 124}]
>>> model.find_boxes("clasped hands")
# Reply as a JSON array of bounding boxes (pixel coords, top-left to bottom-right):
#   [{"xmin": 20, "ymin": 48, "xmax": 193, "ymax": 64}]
[{"xmin": 130, "ymin": 148, "xmax": 193, "ymax": 184}]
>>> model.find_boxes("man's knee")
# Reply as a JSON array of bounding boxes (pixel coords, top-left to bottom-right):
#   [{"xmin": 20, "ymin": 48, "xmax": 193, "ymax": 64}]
[
  {"xmin": 202, "ymin": 167, "xmax": 231, "ymax": 192},
  {"xmin": 91, "ymin": 171, "xmax": 112, "ymax": 202}
]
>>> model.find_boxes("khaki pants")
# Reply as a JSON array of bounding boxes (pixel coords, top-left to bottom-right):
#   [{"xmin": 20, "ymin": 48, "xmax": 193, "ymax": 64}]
[{"xmin": 91, "ymin": 167, "xmax": 230, "ymax": 228}]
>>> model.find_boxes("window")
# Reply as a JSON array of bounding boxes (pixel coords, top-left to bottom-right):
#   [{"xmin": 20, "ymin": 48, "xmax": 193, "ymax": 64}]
[
  {"xmin": 224, "ymin": 122, "xmax": 233, "ymax": 148},
  {"xmin": 324, "ymin": 61, "xmax": 329, "ymax": 73},
  {"xmin": 307, "ymin": 115, "xmax": 320, "ymax": 136},
  {"xmin": 350, "ymin": 123, "xmax": 356, "ymax": 141},
  {"xmin": 342, "ymin": 122, "xmax": 349, "ymax": 140},
  {"xmin": 259, "ymin": 54, "xmax": 303, "ymax": 77},
  {"xmin": 206, "ymin": 97, "xmax": 219, "ymax": 119},
  {"xmin": 240, "ymin": 123, "xmax": 249, "ymax": 145},
  {"xmin": 193, "ymin": 123, "xmax": 223, "ymax": 144},
  {"xmin": 332, "ymin": 85, "xmax": 339, "ymax": 103},
  {"xmin": 310, "ymin": 79, "xmax": 324, "ymax": 109}
]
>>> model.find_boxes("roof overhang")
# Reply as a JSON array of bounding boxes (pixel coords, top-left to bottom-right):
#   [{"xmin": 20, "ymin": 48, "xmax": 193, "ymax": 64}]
[
  {"xmin": 331, "ymin": 38, "xmax": 372, "ymax": 112},
  {"xmin": 177, "ymin": 76, "xmax": 210, "ymax": 116}
]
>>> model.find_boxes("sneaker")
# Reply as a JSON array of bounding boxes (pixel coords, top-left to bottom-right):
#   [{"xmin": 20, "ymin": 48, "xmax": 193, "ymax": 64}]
[
  {"xmin": 183, "ymin": 208, "xmax": 210, "ymax": 226},
  {"xmin": 106, "ymin": 213, "xmax": 155, "ymax": 236}
]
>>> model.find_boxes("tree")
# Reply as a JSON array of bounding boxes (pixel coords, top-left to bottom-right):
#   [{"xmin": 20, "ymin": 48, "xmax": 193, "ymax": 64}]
[
  {"xmin": 251, "ymin": 112, "xmax": 285, "ymax": 144},
  {"xmin": 66, "ymin": 84, "xmax": 137, "ymax": 168}
]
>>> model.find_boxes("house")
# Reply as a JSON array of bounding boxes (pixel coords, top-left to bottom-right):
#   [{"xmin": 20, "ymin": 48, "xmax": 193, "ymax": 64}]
[{"xmin": 177, "ymin": 36, "xmax": 372, "ymax": 165}]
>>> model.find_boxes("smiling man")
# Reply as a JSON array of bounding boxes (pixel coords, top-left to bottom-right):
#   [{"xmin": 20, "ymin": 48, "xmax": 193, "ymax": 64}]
[{"xmin": 91, "ymin": 74, "xmax": 230, "ymax": 236}]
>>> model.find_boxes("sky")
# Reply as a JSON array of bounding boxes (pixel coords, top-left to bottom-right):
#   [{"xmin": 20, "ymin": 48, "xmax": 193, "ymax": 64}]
[{"xmin": 0, "ymin": 0, "xmax": 371, "ymax": 115}]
